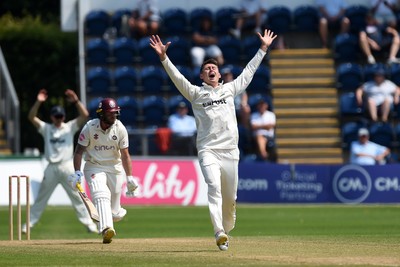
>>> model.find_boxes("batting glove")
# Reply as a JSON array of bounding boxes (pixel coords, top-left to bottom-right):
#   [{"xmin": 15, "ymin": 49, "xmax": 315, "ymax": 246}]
[
  {"xmin": 126, "ymin": 175, "xmax": 139, "ymax": 198},
  {"xmin": 68, "ymin": 170, "xmax": 84, "ymax": 190}
]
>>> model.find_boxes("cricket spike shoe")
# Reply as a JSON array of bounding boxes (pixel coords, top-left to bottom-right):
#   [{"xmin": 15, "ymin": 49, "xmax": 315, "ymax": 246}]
[
  {"xmin": 215, "ymin": 230, "xmax": 229, "ymax": 251},
  {"xmin": 102, "ymin": 227, "xmax": 116, "ymax": 244}
]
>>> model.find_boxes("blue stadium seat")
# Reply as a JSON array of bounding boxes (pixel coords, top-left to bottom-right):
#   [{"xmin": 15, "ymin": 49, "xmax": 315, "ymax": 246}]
[
  {"xmin": 86, "ymin": 38, "xmax": 110, "ymax": 65},
  {"xmin": 218, "ymin": 35, "xmax": 242, "ymax": 64},
  {"xmin": 162, "ymin": 8, "xmax": 188, "ymax": 35},
  {"xmin": 247, "ymin": 65, "xmax": 271, "ymax": 95},
  {"xmin": 167, "ymin": 95, "xmax": 192, "ymax": 116},
  {"xmin": 87, "ymin": 97, "xmax": 103, "ymax": 119},
  {"xmin": 389, "ymin": 63, "xmax": 400, "ymax": 86},
  {"xmin": 164, "ymin": 36, "xmax": 190, "ymax": 65},
  {"xmin": 117, "ymin": 96, "xmax": 139, "ymax": 127},
  {"xmin": 138, "ymin": 37, "xmax": 160, "ymax": 65},
  {"xmin": 243, "ymin": 35, "xmax": 265, "ymax": 62},
  {"xmin": 87, "ymin": 67, "xmax": 112, "ymax": 95},
  {"xmin": 363, "ymin": 63, "xmax": 387, "ymax": 82},
  {"xmin": 248, "ymin": 93, "xmax": 273, "ymax": 112},
  {"xmin": 85, "ymin": 10, "xmax": 110, "ymax": 36},
  {"xmin": 345, "ymin": 5, "xmax": 369, "ymax": 33},
  {"xmin": 139, "ymin": 65, "xmax": 167, "ymax": 95},
  {"xmin": 266, "ymin": 6, "xmax": 292, "ymax": 34},
  {"xmin": 189, "ymin": 7, "xmax": 213, "ymax": 30},
  {"xmin": 113, "ymin": 66, "xmax": 138, "ymax": 94},
  {"xmin": 339, "ymin": 92, "xmax": 365, "ymax": 119},
  {"xmin": 336, "ymin": 62, "xmax": 363, "ymax": 92},
  {"xmin": 333, "ymin": 33, "xmax": 360, "ymax": 63},
  {"xmin": 293, "ymin": 5, "xmax": 319, "ymax": 32},
  {"xmin": 341, "ymin": 121, "xmax": 363, "ymax": 149},
  {"xmin": 111, "ymin": 8, "xmax": 131, "ymax": 36},
  {"xmin": 369, "ymin": 122, "xmax": 395, "ymax": 148},
  {"xmin": 141, "ymin": 95, "xmax": 168, "ymax": 126},
  {"xmin": 221, "ymin": 64, "xmax": 243, "ymax": 78},
  {"xmin": 215, "ymin": 7, "xmax": 239, "ymax": 34},
  {"xmin": 112, "ymin": 37, "xmax": 137, "ymax": 65}
]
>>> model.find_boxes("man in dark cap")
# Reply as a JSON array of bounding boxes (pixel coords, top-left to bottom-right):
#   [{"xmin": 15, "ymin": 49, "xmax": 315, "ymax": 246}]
[
  {"xmin": 356, "ymin": 68, "xmax": 400, "ymax": 122},
  {"xmin": 24, "ymin": 88, "xmax": 98, "ymax": 234}
]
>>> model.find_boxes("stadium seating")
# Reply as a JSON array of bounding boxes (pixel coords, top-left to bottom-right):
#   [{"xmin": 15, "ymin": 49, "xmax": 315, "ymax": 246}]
[
  {"xmin": 247, "ymin": 65, "xmax": 271, "ymax": 95},
  {"xmin": 369, "ymin": 122, "xmax": 395, "ymax": 148},
  {"xmin": 389, "ymin": 63, "xmax": 400, "ymax": 86},
  {"xmin": 167, "ymin": 95, "xmax": 193, "ymax": 116},
  {"xmin": 139, "ymin": 65, "xmax": 167, "ymax": 95},
  {"xmin": 162, "ymin": 8, "xmax": 188, "ymax": 35},
  {"xmin": 138, "ymin": 36, "xmax": 161, "ymax": 65},
  {"xmin": 363, "ymin": 63, "xmax": 387, "ymax": 82},
  {"xmin": 221, "ymin": 64, "xmax": 243, "ymax": 78},
  {"xmin": 345, "ymin": 5, "xmax": 369, "ymax": 34},
  {"xmin": 266, "ymin": 6, "xmax": 292, "ymax": 34},
  {"xmin": 333, "ymin": 33, "xmax": 360, "ymax": 63},
  {"xmin": 248, "ymin": 93, "xmax": 274, "ymax": 112},
  {"xmin": 336, "ymin": 62, "xmax": 363, "ymax": 92},
  {"xmin": 86, "ymin": 67, "xmax": 112, "ymax": 95},
  {"xmin": 113, "ymin": 66, "xmax": 138, "ymax": 94},
  {"xmin": 218, "ymin": 35, "xmax": 242, "ymax": 64},
  {"xmin": 87, "ymin": 97, "xmax": 103, "ymax": 119},
  {"xmin": 167, "ymin": 65, "xmax": 193, "ymax": 92},
  {"xmin": 189, "ymin": 7, "xmax": 213, "ymax": 30},
  {"xmin": 339, "ymin": 92, "xmax": 365, "ymax": 120},
  {"xmin": 112, "ymin": 37, "xmax": 137, "ymax": 65},
  {"xmin": 84, "ymin": 9, "xmax": 110, "ymax": 37},
  {"xmin": 243, "ymin": 35, "xmax": 264, "ymax": 62},
  {"xmin": 117, "ymin": 96, "xmax": 139, "ymax": 127},
  {"xmin": 341, "ymin": 121, "xmax": 363, "ymax": 149},
  {"xmin": 215, "ymin": 7, "xmax": 239, "ymax": 34},
  {"xmin": 293, "ymin": 5, "xmax": 319, "ymax": 32},
  {"xmin": 111, "ymin": 8, "xmax": 131, "ymax": 36},
  {"xmin": 86, "ymin": 38, "xmax": 110, "ymax": 65},
  {"xmin": 164, "ymin": 36, "xmax": 190, "ymax": 65},
  {"xmin": 141, "ymin": 95, "xmax": 168, "ymax": 126}
]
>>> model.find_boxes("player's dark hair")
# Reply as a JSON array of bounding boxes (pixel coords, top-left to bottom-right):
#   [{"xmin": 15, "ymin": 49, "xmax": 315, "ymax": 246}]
[{"xmin": 200, "ymin": 58, "xmax": 219, "ymax": 72}]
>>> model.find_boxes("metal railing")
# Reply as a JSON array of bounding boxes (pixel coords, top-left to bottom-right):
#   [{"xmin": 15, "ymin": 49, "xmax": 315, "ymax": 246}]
[{"xmin": 0, "ymin": 46, "xmax": 20, "ymax": 154}]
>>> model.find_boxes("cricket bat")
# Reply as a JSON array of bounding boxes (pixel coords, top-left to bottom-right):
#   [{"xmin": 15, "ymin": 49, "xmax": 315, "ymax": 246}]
[{"xmin": 76, "ymin": 183, "xmax": 100, "ymax": 222}]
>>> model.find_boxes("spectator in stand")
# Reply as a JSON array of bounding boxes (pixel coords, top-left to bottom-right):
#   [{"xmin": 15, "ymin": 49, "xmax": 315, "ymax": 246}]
[
  {"xmin": 221, "ymin": 67, "xmax": 250, "ymax": 128},
  {"xmin": 350, "ymin": 128, "xmax": 390, "ymax": 165},
  {"xmin": 191, "ymin": 16, "xmax": 224, "ymax": 67},
  {"xmin": 121, "ymin": 0, "xmax": 160, "ymax": 38},
  {"xmin": 316, "ymin": 0, "xmax": 350, "ymax": 48},
  {"xmin": 250, "ymin": 98, "xmax": 276, "ymax": 161},
  {"xmin": 370, "ymin": 0, "xmax": 398, "ymax": 28},
  {"xmin": 359, "ymin": 12, "xmax": 400, "ymax": 64},
  {"xmin": 167, "ymin": 101, "xmax": 197, "ymax": 155},
  {"xmin": 356, "ymin": 68, "xmax": 400, "ymax": 122}
]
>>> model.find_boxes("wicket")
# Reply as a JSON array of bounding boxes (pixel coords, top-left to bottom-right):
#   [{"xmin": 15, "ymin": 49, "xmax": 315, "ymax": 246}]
[{"xmin": 9, "ymin": 175, "xmax": 30, "ymax": 241}]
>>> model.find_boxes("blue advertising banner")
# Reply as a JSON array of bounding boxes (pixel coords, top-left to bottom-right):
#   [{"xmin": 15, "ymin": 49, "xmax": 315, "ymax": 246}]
[{"xmin": 238, "ymin": 163, "xmax": 400, "ymax": 203}]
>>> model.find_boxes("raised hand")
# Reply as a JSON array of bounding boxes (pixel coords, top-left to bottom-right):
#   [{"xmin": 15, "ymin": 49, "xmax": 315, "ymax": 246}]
[
  {"xmin": 65, "ymin": 89, "xmax": 79, "ymax": 103},
  {"xmin": 257, "ymin": 29, "xmax": 278, "ymax": 51},
  {"xmin": 149, "ymin": 35, "xmax": 171, "ymax": 61},
  {"xmin": 37, "ymin": 89, "xmax": 48, "ymax": 102}
]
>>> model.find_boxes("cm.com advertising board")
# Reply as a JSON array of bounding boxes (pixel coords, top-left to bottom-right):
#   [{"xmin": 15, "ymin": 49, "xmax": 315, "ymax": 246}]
[{"xmin": 1, "ymin": 158, "xmax": 399, "ymax": 205}]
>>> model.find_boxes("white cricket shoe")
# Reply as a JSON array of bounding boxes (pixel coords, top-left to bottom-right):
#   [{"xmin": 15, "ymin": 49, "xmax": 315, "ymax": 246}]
[
  {"xmin": 215, "ymin": 231, "xmax": 229, "ymax": 251},
  {"xmin": 102, "ymin": 227, "xmax": 116, "ymax": 244},
  {"xmin": 21, "ymin": 223, "xmax": 34, "ymax": 234},
  {"xmin": 113, "ymin": 207, "xmax": 127, "ymax": 222}
]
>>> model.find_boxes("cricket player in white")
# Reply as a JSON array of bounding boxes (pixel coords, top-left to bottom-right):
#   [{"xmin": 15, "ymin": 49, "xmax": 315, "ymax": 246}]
[
  {"xmin": 150, "ymin": 29, "xmax": 277, "ymax": 251},
  {"xmin": 71, "ymin": 98, "xmax": 139, "ymax": 244},
  {"xmin": 24, "ymin": 89, "xmax": 98, "ymax": 234}
]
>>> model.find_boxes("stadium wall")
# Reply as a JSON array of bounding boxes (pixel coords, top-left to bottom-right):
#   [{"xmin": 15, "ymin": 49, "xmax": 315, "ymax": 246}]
[{"xmin": 2, "ymin": 157, "xmax": 399, "ymax": 206}]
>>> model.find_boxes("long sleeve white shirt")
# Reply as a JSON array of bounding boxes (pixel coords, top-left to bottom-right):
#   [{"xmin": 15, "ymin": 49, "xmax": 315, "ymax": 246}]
[{"xmin": 161, "ymin": 48, "xmax": 267, "ymax": 152}]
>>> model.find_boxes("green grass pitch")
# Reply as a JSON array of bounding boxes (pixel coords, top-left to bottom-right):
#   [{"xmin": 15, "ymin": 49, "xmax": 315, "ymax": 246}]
[{"xmin": 0, "ymin": 204, "xmax": 399, "ymax": 266}]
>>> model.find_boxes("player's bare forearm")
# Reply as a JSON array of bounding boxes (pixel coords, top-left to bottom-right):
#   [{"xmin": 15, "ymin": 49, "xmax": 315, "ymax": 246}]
[
  {"xmin": 121, "ymin": 148, "xmax": 133, "ymax": 177},
  {"xmin": 74, "ymin": 144, "xmax": 85, "ymax": 171}
]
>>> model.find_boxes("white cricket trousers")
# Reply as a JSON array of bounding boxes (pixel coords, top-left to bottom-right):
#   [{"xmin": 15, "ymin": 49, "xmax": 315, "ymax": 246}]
[
  {"xmin": 198, "ymin": 148, "xmax": 239, "ymax": 235},
  {"xmin": 29, "ymin": 160, "xmax": 95, "ymax": 227}
]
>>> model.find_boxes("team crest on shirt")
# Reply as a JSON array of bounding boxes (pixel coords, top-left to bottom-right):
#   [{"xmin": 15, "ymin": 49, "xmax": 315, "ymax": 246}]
[
  {"xmin": 94, "ymin": 134, "xmax": 99, "ymax": 140},
  {"xmin": 112, "ymin": 135, "xmax": 117, "ymax": 140}
]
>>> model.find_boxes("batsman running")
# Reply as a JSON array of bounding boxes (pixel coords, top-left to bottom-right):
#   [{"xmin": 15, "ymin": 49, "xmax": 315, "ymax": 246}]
[
  {"xmin": 70, "ymin": 98, "xmax": 139, "ymax": 244},
  {"xmin": 150, "ymin": 29, "xmax": 277, "ymax": 251}
]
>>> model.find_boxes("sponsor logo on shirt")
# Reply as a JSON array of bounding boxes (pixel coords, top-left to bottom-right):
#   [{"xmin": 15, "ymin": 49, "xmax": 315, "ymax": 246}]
[
  {"xmin": 50, "ymin": 138, "xmax": 65, "ymax": 144},
  {"xmin": 202, "ymin": 98, "xmax": 227, "ymax": 107},
  {"xmin": 94, "ymin": 145, "xmax": 116, "ymax": 151}
]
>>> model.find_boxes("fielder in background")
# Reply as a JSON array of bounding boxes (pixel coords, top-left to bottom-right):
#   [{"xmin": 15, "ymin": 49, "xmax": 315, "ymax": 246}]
[
  {"xmin": 70, "ymin": 98, "xmax": 139, "ymax": 244},
  {"xmin": 24, "ymin": 89, "xmax": 98, "ymax": 234},
  {"xmin": 150, "ymin": 29, "xmax": 277, "ymax": 251}
]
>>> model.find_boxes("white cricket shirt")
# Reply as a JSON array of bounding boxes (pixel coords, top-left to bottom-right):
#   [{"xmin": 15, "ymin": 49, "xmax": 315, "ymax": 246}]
[{"xmin": 78, "ymin": 118, "xmax": 129, "ymax": 173}]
